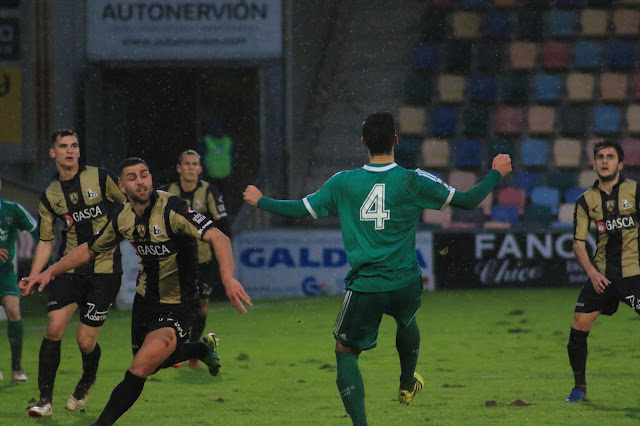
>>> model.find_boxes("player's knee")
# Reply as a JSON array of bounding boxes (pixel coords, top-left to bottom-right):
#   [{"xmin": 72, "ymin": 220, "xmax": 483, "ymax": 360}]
[
  {"xmin": 45, "ymin": 324, "xmax": 66, "ymax": 340},
  {"xmin": 335, "ymin": 341, "xmax": 361, "ymax": 355}
]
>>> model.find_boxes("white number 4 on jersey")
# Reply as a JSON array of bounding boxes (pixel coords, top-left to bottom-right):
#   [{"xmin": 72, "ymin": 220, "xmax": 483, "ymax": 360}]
[{"xmin": 360, "ymin": 184, "xmax": 390, "ymax": 230}]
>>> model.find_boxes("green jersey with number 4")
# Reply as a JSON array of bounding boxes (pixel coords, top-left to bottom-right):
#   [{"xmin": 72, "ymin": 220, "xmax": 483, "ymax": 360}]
[{"xmin": 303, "ymin": 163, "xmax": 454, "ymax": 292}]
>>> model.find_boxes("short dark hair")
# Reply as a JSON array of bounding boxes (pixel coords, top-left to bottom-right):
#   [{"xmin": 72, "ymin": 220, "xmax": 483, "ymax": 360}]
[
  {"xmin": 118, "ymin": 157, "xmax": 150, "ymax": 177},
  {"xmin": 178, "ymin": 149, "xmax": 200, "ymax": 164},
  {"xmin": 362, "ymin": 112, "xmax": 396, "ymax": 155},
  {"xmin": 593, "ymin": 140, "xmax": 624, "ymax": 163},
  {"xmin": 50, "ymin": 129, "xmax": 78, "ymax": 147}
]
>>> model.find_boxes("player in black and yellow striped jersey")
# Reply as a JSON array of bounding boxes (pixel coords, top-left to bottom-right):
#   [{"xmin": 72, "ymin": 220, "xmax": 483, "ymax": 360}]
[
  {"xmin": 160, "ymin": 149, "xmax": 231, "ymax": 368},
  {"xmin": 566, "ymin": 140, "xmax": 640, "ymax": 403},
  {"xmin": 21, "ymin": 157, "xmax": 251, "ymax": 425},
  {"xmin": 24, "ymin": 130, "xmax": 126, "ymax": 417}
]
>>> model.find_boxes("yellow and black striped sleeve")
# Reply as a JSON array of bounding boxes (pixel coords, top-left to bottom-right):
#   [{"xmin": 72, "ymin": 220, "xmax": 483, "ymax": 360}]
[
  {"xmin": 37, "ymin": 196, "xmax": 56, "ymax": 242},
  {"xmin": 89, "ymin": 207, "xmax": 125, "ymax": 254},
  {"xmin": 166, "ymin": 196, "xmax": 216, "ymax": 240},
  {"xmin": 573, "ymin": 195, "xmax": 590, "ymax": 242},
  {"xmin": 205, "ymin": 184, "xmax": 231, "ymax": 237}
]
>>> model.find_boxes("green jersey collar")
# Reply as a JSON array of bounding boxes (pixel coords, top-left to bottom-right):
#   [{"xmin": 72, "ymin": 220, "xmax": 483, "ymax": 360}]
[{"xmin": 363, "ymin": 163, "xmax": 397, "ymax": 172}]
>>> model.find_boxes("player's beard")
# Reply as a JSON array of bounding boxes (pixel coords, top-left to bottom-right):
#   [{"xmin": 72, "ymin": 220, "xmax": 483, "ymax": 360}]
[
  {"xmin": 128, "ymin": 185, "xmax": 152, "ymax": 204},
  {"xmin": 597, "ymin": 169, "xmax": 619, "ymax": 183}
]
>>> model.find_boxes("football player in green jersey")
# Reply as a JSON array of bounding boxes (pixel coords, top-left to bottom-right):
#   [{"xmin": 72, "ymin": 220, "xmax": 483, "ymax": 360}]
[
  {"xmin": 0, "ymin": 179, "xmax": 39, "ymax": 382},
  {"xmin": 244, "ymin": 112, "xmax": 512, "ymax": 425}
]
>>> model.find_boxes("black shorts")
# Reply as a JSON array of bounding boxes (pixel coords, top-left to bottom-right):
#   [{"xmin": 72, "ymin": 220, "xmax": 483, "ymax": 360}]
[
  {"xmin": 46, "ymin": 273, "xmax": 122, "ymax": 327},
  {"xmin": 130, "ymin": 293, "xmax": 197, "ymax": 369},
  {"xmin": 198, "ymin": 260, "xmax": 224, "ymax": 300},
  {"xmin": 574, "ymin": 275, "xmax": 640, "ymax": 316}
]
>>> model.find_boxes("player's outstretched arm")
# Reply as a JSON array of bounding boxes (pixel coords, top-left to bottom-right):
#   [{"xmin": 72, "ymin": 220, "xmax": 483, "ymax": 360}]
[
  {"xmin": 449, "ymin": 154, "xmax": 512, "ymax": 210},
  {"xmin": 203, "ymin": 228, "xmax": 252, "ymax": 313},
  {"xmin": 19, "ymin": 243, "xmax": 95, "ymax": 296},
  {"xmin": 243, "ymin": 185, "xmax": 310, "ymax": 218}
]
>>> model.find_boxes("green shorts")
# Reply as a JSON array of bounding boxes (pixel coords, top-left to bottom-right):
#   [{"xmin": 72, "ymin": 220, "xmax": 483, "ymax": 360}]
[
  {"xmin": 333, "ymin": 277, "xmax": 423, "ymax": 351},
  {"xmin": 0, "ymin": 270, "xmax": 19, "ymax": 299}
]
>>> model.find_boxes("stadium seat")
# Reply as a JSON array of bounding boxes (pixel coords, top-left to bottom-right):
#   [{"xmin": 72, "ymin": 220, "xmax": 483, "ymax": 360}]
[
  {"xmin": 462, "ymin": 107, "xmax": 489, "ymax": 137},
  {"xmin": 491, "ymin": 205, "xmax": 520, "ymax": 225},
  {"xmin": 555, "ymin": 203, "xmax": 576, "ymax": 226},
  {"xmin": 585, "ymin": 138, "xmax": 602, "ymax": 160},
  {"xmin": 462, "ymin": 0, "xmax": 488, "ymax": 9},
  {"xmin": 600, "ymin": 73, "xmax": 628, "ymax": 102},
  {"xmin": 413, "ymin": 43, "xmax": 441, "ymax": 71},
  {"xmin": 495, "ymin": 106, "xmax": 523, "ymax": 135},
  {"xmin": 534, "ymin": 73, "xmax": 562, "ymax": 103},
  {"xmin": 431, "ymin": 107, "xmax": 458, "ymax": 137},
  {"xmin": 438, "ymin": 74, "xmax": 465, "ymax": 104},
  {"xmin": 578, "ymin": 169, "xmax": 598, "ymax": 188},
  {"xmin": 493, "ymin": 0, "xmax": 518, "ymax": 8},
  {"xmin": 395, "ymin": 138, "xmax": 421, "ymax": 169},
  {"xmin": 484, "ymin": 220, "xmax": 512, "ymax": 229},
  {"xmin": 455, "ymin": 139, "xmax": 483, "ymax": 168},
  {"xmin": 573, "ymin": 41, "xmax": 603, "ymax": 69},
  {"xmin": 620, "ymin": 138, "xmax": 640, "ymax": 166},
  {"xmin": 421, "ymin": 139, "xmax": 450, "ymax": 168},
  {"xmin": 453, "ymin": 207, "xmax": 485, "ymax": 223},
  {"xmin": 593, "ymin": 106, "xmax": 621, "ymax": 134},
  {"xmin": 542, "ymin": 42, "xmax": 570, "ymax": 69},
  {"xmin": 553, "ymin": 138, "xmax": 582, "ymax": 167},
  {"xmin": 549, "ymin": 10, "xmax": 578, "ymax": 38},
  {"xmin": 398, "ymin": 106, "xmax": 426, "ymax": 135},
  {"xmin": 565, "ymin": 187, "xmax": 585, "ymax": 203},
  {"xmin": 481, "ymin": 11, "xmax": 511, "ymax": 39},
  {"xmin": 613, "ymin": 9, "xmax": 640, "ymax": 37},
  {"xmin": 509, "ymin": 42, "xmax": 538, "ymax": 70},
  {"xmin": 530, "ymin": 186, "xmax": 561, "ymax": 214},
  {"xmin": 608, "ymin": 40, "xmax": 635, "ymax": 69},
  {"xmin": 547, "ymin": 170, "xmax": 579, "ymax": 191},
  {"xmin": 497, "ymin": 187, "xmax": 526, "ymax": 214},
  {"xmin": 557, "ymin": 0, "xmax": 586, "ymax": 7},
  {"xmin": 420, "ymin": 10, "xmax": 448, "ymax": 41},
  {"xmin": 404, "ymin": 73, "xmax": 432, "ymax": 106},
  {"xmin": 467, "ymin": 74, "xmax": 497, "ymax": 103},
  {"xmin": 490, "ymin": 138, "xmax": 515, "ymax": 157},
  {"xmin": 521, "ymin": 138, "xmax": 548, "ymax": 167},
  {"xmin": 502, "ymin": 74, "xmax": 529, "ymax": 105},
  {"xmin": 514, "ymin": 171, "xmax": 543, "ymax": 194},
  {"xmin": 566, "ymin": 73, "xmax": 594, "ymax": 102},
  {"xmin": 627, "ymin": 105, "xmax": 640, "ymax": 135},
  {"xmin": 476, "ymin": 43, "xmax": 504, "ymax": 73},
  {"xmin": 516, "ymin": 10, "xmax": 544, "ymax": 41},
  {"xmin": 558, "ymin": 105, "xmax": 589, "ymax": 135},
  {"xmin": 422, "ymin": 207, "xmax": 452, "ymax": 229},
  {"xmin": 527, "ymin": 106, "xmax": 555, "ymax": 135},
  {"xmin": 453, "ymin": 12, "xmax": 480, "ymax": 39},
  {"xmin": 446, "ymin": 42, "xmax": 472, "ymax": 73},
  {"xmin": 633, "ymin": 74, "xmax": 640, "ymax": 100},
  {"xmin": 524, "ymin": 205, "xmax": 555, "ymax": 226},
  {"xmin": 478, "ymin": 191, "xmax": 494, "ymax": 216},
  {"xmin": 448, "ymin": 169, "xmax": 478, "ymax": 190},
  {"xmin": 580, "ymin": 9, "xmax": 608, "ymax": 37}
]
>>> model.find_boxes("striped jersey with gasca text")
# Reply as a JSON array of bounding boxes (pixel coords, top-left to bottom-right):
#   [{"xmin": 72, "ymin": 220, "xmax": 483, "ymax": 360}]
[
  {"xmin": 88, "ymin": 190, "xmax": 216, "ymax": 305},
  {"xmin": 161, "ymin": 180, "xmax": 229, "ymax": 264},
  {"xmin": 38, "ymin": 165, "xmax": 126, "ymax": 274},
  {"xmin": 574, "ymin": 177, "xmax": 640, "ymax": 279}
]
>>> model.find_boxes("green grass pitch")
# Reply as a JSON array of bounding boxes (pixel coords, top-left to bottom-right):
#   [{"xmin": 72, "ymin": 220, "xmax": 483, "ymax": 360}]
[{"xmin": 2, "ymin": 287, "xmax": 640, "ymax": 425}]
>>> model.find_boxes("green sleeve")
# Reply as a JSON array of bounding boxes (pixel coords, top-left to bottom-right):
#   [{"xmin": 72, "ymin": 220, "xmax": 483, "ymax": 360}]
[
  {"xmin": 257, "ymin": 197, "xmax": 310, "ymax": 218},
  {"xmin": 450, "ymin": 170, "xmax": 501, "ymax": 210}
]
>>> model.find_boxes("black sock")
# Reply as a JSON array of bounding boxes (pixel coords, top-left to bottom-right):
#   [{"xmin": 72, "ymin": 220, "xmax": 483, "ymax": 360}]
[
  {"xmin": 567, "ymin": 328, "xmax": 589, "ymax": 390},
  {"xmin": 73, "ymin": 343, "xmax": 101, "ymax": 399},
  {"xmin": 38, "ymin": 338, "xmax": 61, "ymax": 402},
  {"xmin": 172, "ymin": 341, "xmax": 208, "ymax": 365},
  {"xmin": 190, "ymin": 313, "xmax": 207, "ymax": 343},
  {"xmin": 10, "ymin": 344, "xmax": 22, "ymax": 371},
  {"xmin": 92, "ymin": 370, "xmax": 146, "ymax": 426}
]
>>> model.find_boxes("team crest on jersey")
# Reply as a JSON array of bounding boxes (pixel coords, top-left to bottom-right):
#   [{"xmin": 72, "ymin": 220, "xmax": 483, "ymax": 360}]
[
  {"xmin": 137, "ymin": 224, "xmax": 146, "ymax": 237},
  {"xmin": 0, "ymin": 228, "xmax": 8, "ymax": 241},
  {"xmin": 87, "ymin": 189, "xmax": 99, "ymax": 200},
  {"xmin": 606, "ymin": 200, "xmax": 616, "ymax": 212},
  {"xmin": 69, "ymin": 192, "xmax": 79, "ymax": 205},
  {"xmin": 152, "ymin": 225, "xmax": 163, "ymax": 236},
  {"xmin": 622, "ymin": 199, "xmax": 632, "ymax": 209},
  {"xmin": 194, "ymin": 200, "xmax": 202, "ymax": 209}
]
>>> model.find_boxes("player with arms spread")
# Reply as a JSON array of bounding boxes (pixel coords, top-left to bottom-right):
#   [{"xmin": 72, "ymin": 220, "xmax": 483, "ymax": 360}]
[
  {"xmin": 244, "ymin": 112, "xmax": 512, "ymax": 425},
  {"xmin": 21, "ymin": 157, "xmax": 251, "ymax": 425}
]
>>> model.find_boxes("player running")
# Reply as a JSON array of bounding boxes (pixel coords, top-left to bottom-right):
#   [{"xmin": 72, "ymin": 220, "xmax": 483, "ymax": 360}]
[{"xmin": 243, "ymin": 112, "xmax": 512, "ymax": 425}]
